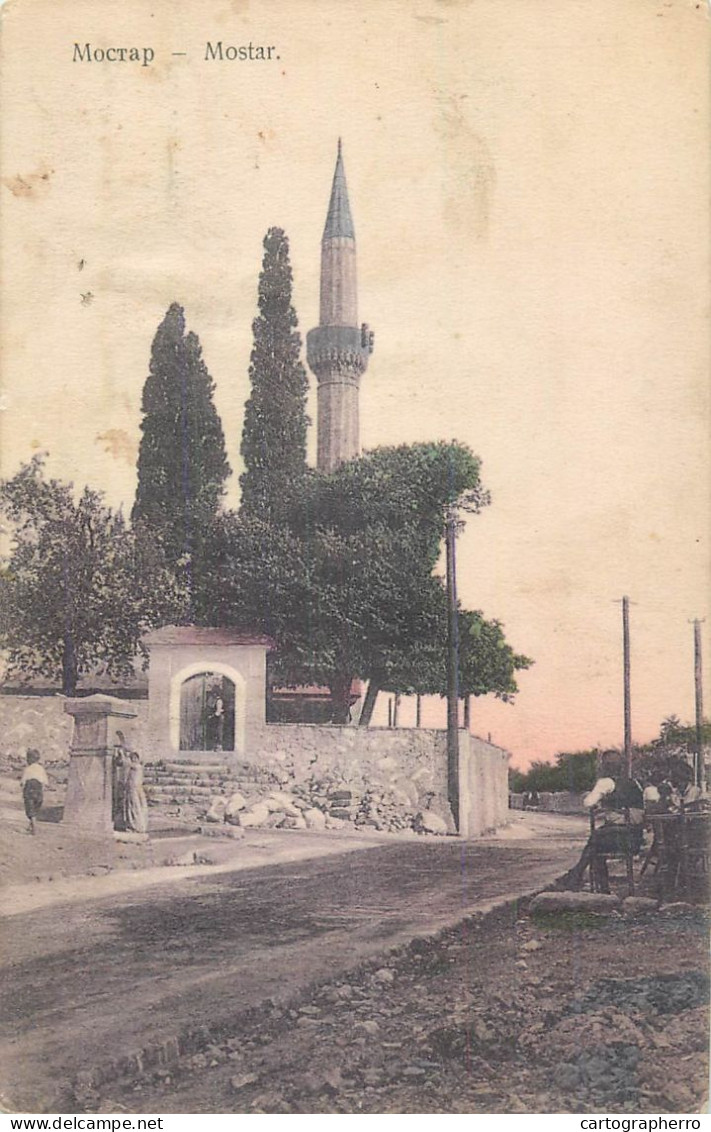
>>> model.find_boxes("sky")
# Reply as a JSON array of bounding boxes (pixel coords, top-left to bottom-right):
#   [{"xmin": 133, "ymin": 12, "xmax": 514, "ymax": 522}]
[{"xmin": 1, "ymin": 0, "xmax": 709, "ymax": 767}]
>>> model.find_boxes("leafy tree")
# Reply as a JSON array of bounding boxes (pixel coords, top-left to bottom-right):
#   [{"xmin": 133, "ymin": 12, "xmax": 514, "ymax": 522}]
[
  {"xmin": 651, "ymin": 715, "xmax": 711, "ymax": 755},
  {"xmin": 362, "ymin": 599, "xmax": 532, "ymax": 724},
  {"xmin": 284, "ymin": 441, "xmax": 490, "ymax": 720},
  {"xmin": 513, "ymin": 749, "xmax": 599, "ymax": 795},
  {"xmin": 240, "ymin": 228, "xmax": 310, "ymax": 521},
  {"xmin": 0, "ymin": 457, "xmax": 185, "ymax": 695},
  {"xmin": 199, "ymin": 441, "xmax": 522, "ymax": 723},
  {"xmin": 508, "ymin": 767, "xmax": 528, "ymax": 794},
  {"xmin": 458, "ymin": 611, "xmax": 532, "ymax": 702},
  {"xmin": 132, "ymin": 303, "xmax": 230, "ymax": 588}
]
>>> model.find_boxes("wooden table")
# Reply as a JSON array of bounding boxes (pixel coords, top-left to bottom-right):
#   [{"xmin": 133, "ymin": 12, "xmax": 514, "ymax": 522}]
[{"xmin": 642, "ymin": 811, "xmax": 710, "ymax": 899}]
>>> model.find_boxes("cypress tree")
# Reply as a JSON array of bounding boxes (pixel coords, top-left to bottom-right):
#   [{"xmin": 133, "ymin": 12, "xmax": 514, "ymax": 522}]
[
  {"xmin": 132, "ymin": 303, "xmax": 230, "ymax": 579},
  {"xmin": 240, "ymin": 228, "xmax": 309, "ymax": 521}
]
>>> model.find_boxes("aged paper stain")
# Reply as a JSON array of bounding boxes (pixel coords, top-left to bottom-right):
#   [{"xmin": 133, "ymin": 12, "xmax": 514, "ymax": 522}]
[
  {"xmin": 95, "ymin": 429, "xmax": 136, "ymax": 465},
  {"xmin": 2, "ymin": 164, "xmax": 53, "ymax": 199}
]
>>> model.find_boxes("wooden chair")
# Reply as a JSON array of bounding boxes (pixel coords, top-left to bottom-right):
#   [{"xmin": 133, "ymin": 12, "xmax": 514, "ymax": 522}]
[{"xmin": 588, "ymin": 808, "xmax": 638, "ymax": 896}]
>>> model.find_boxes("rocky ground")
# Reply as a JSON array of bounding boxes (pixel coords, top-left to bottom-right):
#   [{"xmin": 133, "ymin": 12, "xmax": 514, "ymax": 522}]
[
  {"xmin": 90, "ymin": 900, "xmax": 709, "ymax": 1116},
  {"xmin": 3, "ymin": 759, "xmax": 708, "ymax": 1116}
]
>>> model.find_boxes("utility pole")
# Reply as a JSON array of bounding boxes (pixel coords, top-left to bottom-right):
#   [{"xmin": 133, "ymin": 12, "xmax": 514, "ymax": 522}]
[
  {"xmin": 463, "ymin": 694, "xmax": 471, "ymax": 731},
  {"xmin": 693, "ymin": 619, "xmax": 705, "ymax": 790},
  {"xmin": 446, "ymin": 510, "xmax": 460, "ymax": 829},
  {"xmin": 614, "ymin": 597, "xmax": 634, "ymax": 776},
  {"xmin": 622, "ymin": 596, "xmax": 632, "ymax": 777},
  {"xmin": 415, "ymin": 694, "xmax": 422, "ymax": 729},
  {"xmin": 393, "ymin": 692, "xmax": 401, "ymax": 728}
]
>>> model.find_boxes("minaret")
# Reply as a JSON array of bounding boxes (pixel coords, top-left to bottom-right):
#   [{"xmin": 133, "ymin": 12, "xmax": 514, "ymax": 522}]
[{"xmin": 307, "ymin": 140, "xmax": 374, "ymax": 473}]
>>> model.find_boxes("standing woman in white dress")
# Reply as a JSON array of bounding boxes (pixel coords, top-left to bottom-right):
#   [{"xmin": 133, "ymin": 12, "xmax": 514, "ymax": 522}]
[{"xmin": 123, "ymin": 751, "xmax": 149, "ymax": 834}]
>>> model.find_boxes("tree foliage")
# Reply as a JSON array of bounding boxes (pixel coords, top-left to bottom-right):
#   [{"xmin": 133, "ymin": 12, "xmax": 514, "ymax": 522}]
[
  {"xmin": 240, "ymin": 228, "xmax": 309, "ymax": 521},
  {"xmin": 0, "ymin": 457, "xmax": 185, "ymax": 695},
  {"xmin": 511, "ymin": 749, "xmax": 599, "ymax": 794},
  {"xmin": 378, "ymin": 603, "xmax": 532, "ymax": 701},
  {"xmin": 198, "ymin": 441, "xmax": 530, "ymax": 722},
  {"xmin": 132, "ymin": 303, "xmax": 230, "ymax": 584},
  {"xmin": 650, "ymin": 714, "xmax": 711, "ymax": 755}
]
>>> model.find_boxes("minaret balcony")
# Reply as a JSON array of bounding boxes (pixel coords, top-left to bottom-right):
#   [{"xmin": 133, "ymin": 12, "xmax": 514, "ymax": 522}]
[{"xmin": 306, "ymin": 324, "xmax": 372, "ymax": 381}]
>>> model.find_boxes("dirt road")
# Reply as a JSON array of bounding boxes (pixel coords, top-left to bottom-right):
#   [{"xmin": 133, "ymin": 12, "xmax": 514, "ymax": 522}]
[{"xmin": 1, "ymin": 814, "xmax": 585, "ymax": 1111}]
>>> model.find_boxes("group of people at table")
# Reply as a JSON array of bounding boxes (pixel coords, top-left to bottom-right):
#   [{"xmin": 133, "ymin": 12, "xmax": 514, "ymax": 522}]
[{"xmin": 563, "ymin": 750, "xmax": 708, "ymax": 894}]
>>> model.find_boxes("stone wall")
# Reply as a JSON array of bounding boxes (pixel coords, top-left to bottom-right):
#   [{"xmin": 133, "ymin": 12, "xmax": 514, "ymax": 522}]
[
  {"xmin": 458, "ymin": 733, "xmax": 510, "ymax": 837},
  {"xmin": 0, "ymin": 695, "xmax": 511, "ymax": 836},
  {"xmin": 252, "ymin": 723, "xmax": 453, "ymax": 830},
  {"xmin": 0, "ymin": 694, "xmax": 148, "ymax": 769},
  {"xmin": 508, "ymin": 791, "xmax": 585, "ymax": 814},
  {"xmin": 538, "ymin": 791, "xmax": 585, "ymax": 813}
]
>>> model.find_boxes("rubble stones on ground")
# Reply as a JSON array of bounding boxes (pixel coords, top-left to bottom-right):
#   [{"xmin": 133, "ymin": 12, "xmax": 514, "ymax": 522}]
[
  {"xmin": 265, "ymin": 792, "xmax": 301, "ymax": 818},
  {"xmin": 414, "ymin": 811, "xmax": 448, "ymax": 836},
  {"xmin": 139, "ymin": 748, "xmax": 456, "ymax": 839},
  {"xmin": 302, "ymin": 807, "xmax": 327, "ymax": 831},
  {"xmin": 166, "ymin": 850, "xmax": 216, "ymax": 867},
  {"xmin": 622, "ymin": 897, "xmax": 659, "ymax": 916},
  {"xmin": 657, "ymin": 902, "xmax": 698, "ymax": 917},
  {"xmin": 281, "ymin": 815, "xmax": 307, "ymax": 830},
  {"xmin": 224, "ymin": 792, "xmax": 248, "ymax": 817},
  {"xmin": 230, "ymin": 1073, "xmax": 258, "ymax": 1092},
  {"xmin": 199, "ymin": 824, "xmax": 244, "ymax": 840},
  {"xmin": 238, "ymin": 803, "xmax": 271, "ymax": 828},
  {"xmin": 93, "ymin": 897, "xmax": 709, "ymax": 1117},
  {"xmin": 205, "ymin": 797, "xmax": 228, "ymax": 823}
]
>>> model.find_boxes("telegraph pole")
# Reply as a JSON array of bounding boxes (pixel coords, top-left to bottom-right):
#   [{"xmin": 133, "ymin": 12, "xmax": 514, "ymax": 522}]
[
  {"xmin": 393, "ymin": 692, "xmax": 401, "ymax": 728},
  {"xmin": 622, "ymin": 596, "xmax": 632, "ymax": 776},
  {"xmin": 614, "ymin": 597, "xmax": 634, "ymax": 776},
  {"xmin": 693, "ymin": 619, "xmax": 705, "ymax": 790},
  {"xmin": 446, "ymin": 510, "xmax": 460, "ymax": 829}
]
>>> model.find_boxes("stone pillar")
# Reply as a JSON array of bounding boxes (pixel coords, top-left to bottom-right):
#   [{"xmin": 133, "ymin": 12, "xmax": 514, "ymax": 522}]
[{"xmin": 63, "ymin": 695, "xmax": 138, "ymax": 835}]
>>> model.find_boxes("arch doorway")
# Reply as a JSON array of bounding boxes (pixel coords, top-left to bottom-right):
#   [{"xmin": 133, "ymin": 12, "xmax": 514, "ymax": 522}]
[{"xmin": 179, "ymin": 672, "xmax": 236, "ymax": 752}]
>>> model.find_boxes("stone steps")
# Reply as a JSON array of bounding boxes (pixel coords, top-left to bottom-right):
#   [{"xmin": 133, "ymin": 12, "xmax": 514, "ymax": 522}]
[
  {"xmin": 146, "ymin": 774, "xmax": 237, "ymax": 788},
  {"xmin": 145, "ymin": 785, "xmax": 236, "ymax": 798},
  {"xmin": 143, "ymin": 761, "xmax": 261, "ymax": 818},
  {"xmin": 159, "ymin": 761, "xmax": 233, "ymax": 775}
]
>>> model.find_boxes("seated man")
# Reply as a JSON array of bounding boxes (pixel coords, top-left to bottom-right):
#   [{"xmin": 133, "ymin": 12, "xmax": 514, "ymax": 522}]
[
  {"xmin": 562, "ymin": 751, "xmax": 644, "ymax": 893},
  {"xmin": 667, "ymin": 759, "xmax": 703, "ymax": 812}
]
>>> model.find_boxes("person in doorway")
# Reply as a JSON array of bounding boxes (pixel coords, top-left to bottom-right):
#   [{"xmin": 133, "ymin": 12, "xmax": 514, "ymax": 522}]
[
  {"xmin": 20, "ymin": 748, "xmax": 49, "ymax": 835},
  {"xmin": 212, "ymin": 694, "xmax": 225, "ymax": 751},
  {"xmin": 561, "ymin": 750, "xmax": 644, "ymax": 893},
  {"xmin": 123, "ymin": 751, "xmax": 148, "ymax": 834}
]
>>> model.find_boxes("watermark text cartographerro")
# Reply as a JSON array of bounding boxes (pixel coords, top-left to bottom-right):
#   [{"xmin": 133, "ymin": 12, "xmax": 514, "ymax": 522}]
[
  {"xmin": 71, "ymin": 43, "xmax": 281, "ymax": 65},
  {"xmin": 580, "ymin": 1122, "xmax": 701, "ymax": 1131}
]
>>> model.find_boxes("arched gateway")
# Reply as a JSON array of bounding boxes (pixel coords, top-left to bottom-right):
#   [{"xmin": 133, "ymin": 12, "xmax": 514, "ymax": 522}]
[{"xmin": 143, "ymin": 627, "xmax": 274, "ymax": 763}]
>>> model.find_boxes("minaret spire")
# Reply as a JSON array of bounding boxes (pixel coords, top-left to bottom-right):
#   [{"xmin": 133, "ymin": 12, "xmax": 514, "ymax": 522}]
[
  {"xmin": 307, "ymin": 142, "xmax": 374, "ymax": 472},
  {"xmin": 323, "ymin": 141, "xmax": 355, "ymax": 243}
]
